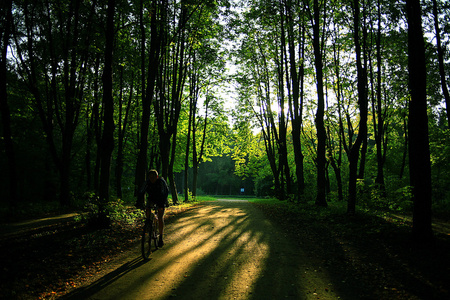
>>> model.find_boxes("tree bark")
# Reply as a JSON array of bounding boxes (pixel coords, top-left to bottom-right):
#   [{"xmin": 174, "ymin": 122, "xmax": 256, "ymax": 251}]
[
  {"xmin": 154, "ymin": 0, "xmax": 187, "ymax": 200},
  {"xmin": 312, "ymin": 0, "xmax": 327, "ymax": 207},
  {"xmin": 193, "ymin": 97, "xmax": 209, "ymax": 198},
  {"xmin": 374, "ymin": 0, "xmax": 385, "ymax": 191},
  {"xmin": 98, "ymin": 0, "xmax": 115, "ymax": 212},
  {"xmin": 405, "ymin": 0, "xmax": 433, "ymax": 243},
  {"xmin": 347, "ymin": 0, "xmax": 368, "ymax": 215},
  {"xmin": 116, "ymin": 69, "xmax": 133, "ymax": 199},
  {"xmin": 136, "ymin": 0, "xmax": 161, "ymax": 202},
  {"xmin": 431, "ymin": 0, "xmax": 450, "ymax": 127},
  {"xmin": 184, "ymin": 85, "xmax": 194, "ymax": 202},
  {"xmin": 0, "ymin": 0, "xmax": 18, "ymax": 206},
  {"xmin": 288, "ymin": 12, "xmax": 306, "ymax": 200}
]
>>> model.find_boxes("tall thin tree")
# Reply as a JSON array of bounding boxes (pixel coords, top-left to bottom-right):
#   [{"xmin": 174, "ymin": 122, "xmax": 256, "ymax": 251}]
[
  {"xmin": 347, "ymin": 0, "xmax": 369, "ymax": 214},
  {"xmin": 0, "ymin": 0, "xmax": 18, "ymax": 206},
  {"xmin": 405, "ymin": 0, "xmax": 434, "ymax": 243}
]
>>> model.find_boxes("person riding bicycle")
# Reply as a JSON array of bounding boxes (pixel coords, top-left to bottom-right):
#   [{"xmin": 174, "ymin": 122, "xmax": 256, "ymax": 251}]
[{"xmin": 137, "ymin": 169, "xmax": 169, "ymax": 247}]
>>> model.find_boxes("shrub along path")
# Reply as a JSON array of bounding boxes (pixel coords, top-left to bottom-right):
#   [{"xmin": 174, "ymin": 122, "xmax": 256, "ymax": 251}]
[{"xmin": 1, "ymin": 199, "xmax": 449, "ymax": 299}]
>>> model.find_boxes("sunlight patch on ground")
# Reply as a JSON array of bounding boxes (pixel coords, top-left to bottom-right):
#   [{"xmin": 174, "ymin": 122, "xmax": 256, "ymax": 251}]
[{"xmin": 74, "ymin": 201, "xmax": 344, "ymax": 299}]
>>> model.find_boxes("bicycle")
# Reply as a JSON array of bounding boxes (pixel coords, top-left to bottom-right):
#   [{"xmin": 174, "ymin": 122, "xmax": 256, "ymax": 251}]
[{"xmin": 141, "ymin": 205, "xmax": 159, "ymax": 260}]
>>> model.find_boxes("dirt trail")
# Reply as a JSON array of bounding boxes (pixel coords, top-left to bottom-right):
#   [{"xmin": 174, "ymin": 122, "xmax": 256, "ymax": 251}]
[{"xmin": 63, "ymin": 200, "xmax": 354, "ymax": 300}]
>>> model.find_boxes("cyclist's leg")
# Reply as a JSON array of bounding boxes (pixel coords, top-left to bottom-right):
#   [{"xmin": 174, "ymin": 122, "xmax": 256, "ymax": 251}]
[
  {"xmin": 157, "ymin": 207, "xmax": 165, "ymax": 246},
  {"xmin": 142, "ymin": 208, "xmax": 152, "ymax": 259}
]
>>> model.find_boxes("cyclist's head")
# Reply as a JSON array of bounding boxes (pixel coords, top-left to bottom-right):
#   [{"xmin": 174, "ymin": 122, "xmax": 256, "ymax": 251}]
[{"xmin": 148, "ymin": 169, "xmax": 158, "ymax": 183}]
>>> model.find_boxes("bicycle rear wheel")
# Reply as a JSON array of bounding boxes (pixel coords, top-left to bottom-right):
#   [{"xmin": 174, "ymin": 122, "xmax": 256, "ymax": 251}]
[{"xmin": 141, "ymin": 220, "xmax": 152, "ymax": 260}]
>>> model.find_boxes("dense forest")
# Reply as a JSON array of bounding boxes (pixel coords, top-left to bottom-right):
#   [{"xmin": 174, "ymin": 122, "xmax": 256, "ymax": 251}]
[{"xmin": 1, "ymin": 0, "xmax": 449, "ymax": 243}]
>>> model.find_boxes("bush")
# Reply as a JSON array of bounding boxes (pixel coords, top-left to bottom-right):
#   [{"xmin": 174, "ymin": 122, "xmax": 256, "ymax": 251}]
[{"xmin": 79, "ymin": 192, "xmax": 143, "ymax": 228}]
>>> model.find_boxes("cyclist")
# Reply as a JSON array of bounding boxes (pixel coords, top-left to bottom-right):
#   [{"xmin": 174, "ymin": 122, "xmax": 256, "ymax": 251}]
[{"xmin": 137, "ymin": 169, "xmax": 169, "ymax": 247}]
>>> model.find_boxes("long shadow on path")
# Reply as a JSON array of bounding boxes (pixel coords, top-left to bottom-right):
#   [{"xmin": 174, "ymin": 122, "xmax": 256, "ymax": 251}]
[
  {"xmin": 61, "ymin": 200, "xmax": 369, "ymax": 300},
  {"xmin": 62, "ymin": 257, "xmax": 147, "ymax": 299}
]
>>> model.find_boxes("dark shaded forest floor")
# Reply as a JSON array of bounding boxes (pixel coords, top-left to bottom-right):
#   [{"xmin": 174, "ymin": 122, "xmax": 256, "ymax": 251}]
[
  {"xmin": 253, "ymin": 202, "xmax": 450, "ymax": 299},
  {"xmin": 0, "ymin": 205, "xmax": 196, "ymax": 299},
  {"xmin": 0, "ymin": 200, "xmax": 449, "ymax": 299}
]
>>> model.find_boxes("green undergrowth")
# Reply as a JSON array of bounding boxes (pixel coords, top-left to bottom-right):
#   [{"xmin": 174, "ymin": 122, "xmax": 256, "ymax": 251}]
[{"xmin": 0, "ymin": 194, "xmax": 217, "ymax": 224}]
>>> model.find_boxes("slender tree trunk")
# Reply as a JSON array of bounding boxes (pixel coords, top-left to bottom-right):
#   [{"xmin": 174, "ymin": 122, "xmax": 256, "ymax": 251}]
[
  {"xmin": 277, "ymin": 11, "xmax": 291, "ymax": 199},
  {"xmin": 374, "ymin": 0, "xmax": 385, "ymax": 191},
  {"xmin": 357, "ymin": 1, "xmax": 369, "ymax": 181},
  {"xmin": 184, "ymin": 96, "xmax": 193, "ymax": 202},
  {"xmin": 0, "ymin": 0, "xmax": 18, "ymax": 206},
  {"xmin": 116, "ymin": 66, "xmax": 125, "ymax": 199},
  {"xmin": 169, "ymin": 129, "xmax": 179, "ymax": 205},
  {"xmin": 312, "ymin": 0, "xmax": 327, "ymax": 207},
  {"xmin": 399, "ymin": 116, "xmax": 408, "ymax": 180},
  {"xmin": 136, "ymin": 0, "xmax": 149, "ymax": 199},
  {"xmin": 185, "ymin": 62, "xmax": 198, "ymax": 202},
  {"xmin": 115, "ymin": 69, "xmax": 133, "ymax": 199},
  {"xmin": 348, "ymin": 0, "xmax": 368, "ymax": 215},
  {"xmin": 59, "ymin": 0, "xmax": 84, "ymax": 207},
  {"xmin": 327, "ymin": 126, "xmax": 343, "ymax": 202},
  {"xmin": 284, "ymin": 0, "xmax": 306, "ymax": 200},
  {"xmin": 93, "ymin": 56, "xmax": 102, "ymax": 191},
  {"xmin": 290, "ymin": 20, "xmax": 306, "ymax": 199},
  {"xmin": 405, "ymin": 0, "xmax": 433, "ymax": 243},
  {"xmin": 98, "ymin": 0, "xmax": 115, "ymax": 217},
  {"xmin": 193, "ymin": 97, "xmax": 209, "ymax": 197},
  {"xmin": 85, "ymin": 107, "xmax": 94, "ymax": 190},
  {"xmin": 136, "ymin": 0, "xmax": 161, "ymax": 200},
  {"xmin": 431, "ymin": 0, "xmax": 450, "ymax": 127},
  {"xmin": 155, "ymin": 0, "xmax": 187, "ymax": 200}
]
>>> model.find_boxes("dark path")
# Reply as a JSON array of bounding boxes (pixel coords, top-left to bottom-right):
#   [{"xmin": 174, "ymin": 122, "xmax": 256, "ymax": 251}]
[{"xmin": 0, "ymin": 213, "xmax": 79, "ymax": 240}]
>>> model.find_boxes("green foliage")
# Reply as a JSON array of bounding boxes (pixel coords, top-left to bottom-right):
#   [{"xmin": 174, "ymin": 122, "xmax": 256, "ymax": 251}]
[
  {"xmin": 182, "ymin": 189, "xmax": 197, "ymax": 203},
  {"xmin": 79, "ymin": 192, "xmax": 142, "ymax": 226},
  {"xmin": 2, "ymin": 0, "xmax": 450, "ymax": 222},
  {"xmin": 356, "ymin": 179, "xmax": 413, "ymax": 212}
]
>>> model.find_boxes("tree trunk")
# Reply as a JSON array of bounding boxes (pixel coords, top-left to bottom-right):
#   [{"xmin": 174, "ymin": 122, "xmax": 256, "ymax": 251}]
[
  {"xmin": 327, "ymin": 126, "xmax": 343, "ymax": 202},
  {"xmin": 169, "ymin": 129, "xmax": 179, "ymax": 205},
  {"xmin": 115, "ymin": 69, "xmax": 133, "ymax": 199},
  {"xmin": 432, "ymin": 0, "xmax": 450, "ymax": 127},
  {"xmin": 185, "ymin": 62, "xmax": 198, "ymax": 202},
  {"xmin": 136, "ymin": 0, "xmax": 161, "ymax": 201},
  {"xmin": 98, "ymin": 0, "xmax": 115, "ymax": 217},
  {"xmin": 154, "ymin": 0, "xmax": 187, "ymax": 200},
  {"xmin": 374, "ymin": 0, "xmax": 385, "ymax": 191},
  {"xmin": 0, "ymin": 0, "xmax": 18, "ymax": 206},
  {"xmin": 405, "ymin": 0, "xmax": 433, "ymax": 243},
  {"xmin": 347, "ymin": 0, "xmax": 368, "ymax": 215},
  {"xmin": 399, "ymin": 116, "xmax": 408, "ymax": 180},
  {"xmin": 312, "ymin": 0, "xmax": 327, "ymax": 207},
  {"xmin": 93, "ymin": 56, "xmax": 102, "ymax": 192},
  {"xmin": 193, "ymin": 98, "xmax": 209, "ymax": 197},
  {"xmin": 289, "ymin": 19, "xmax": 306, "ymax": 200},
  {"xmin": 184, "ymin": 96, "xmax": 193, "ymax": 202}
]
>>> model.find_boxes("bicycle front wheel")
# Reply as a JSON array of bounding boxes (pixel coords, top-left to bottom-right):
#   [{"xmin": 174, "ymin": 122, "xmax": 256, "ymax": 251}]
[
  {"xmin": 141, "ymin": 221, "xmax": 152, "ymax": 260},
  {"xmin": 152, "ymin": 217, "xmax": 159, "ymax": 250}
]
